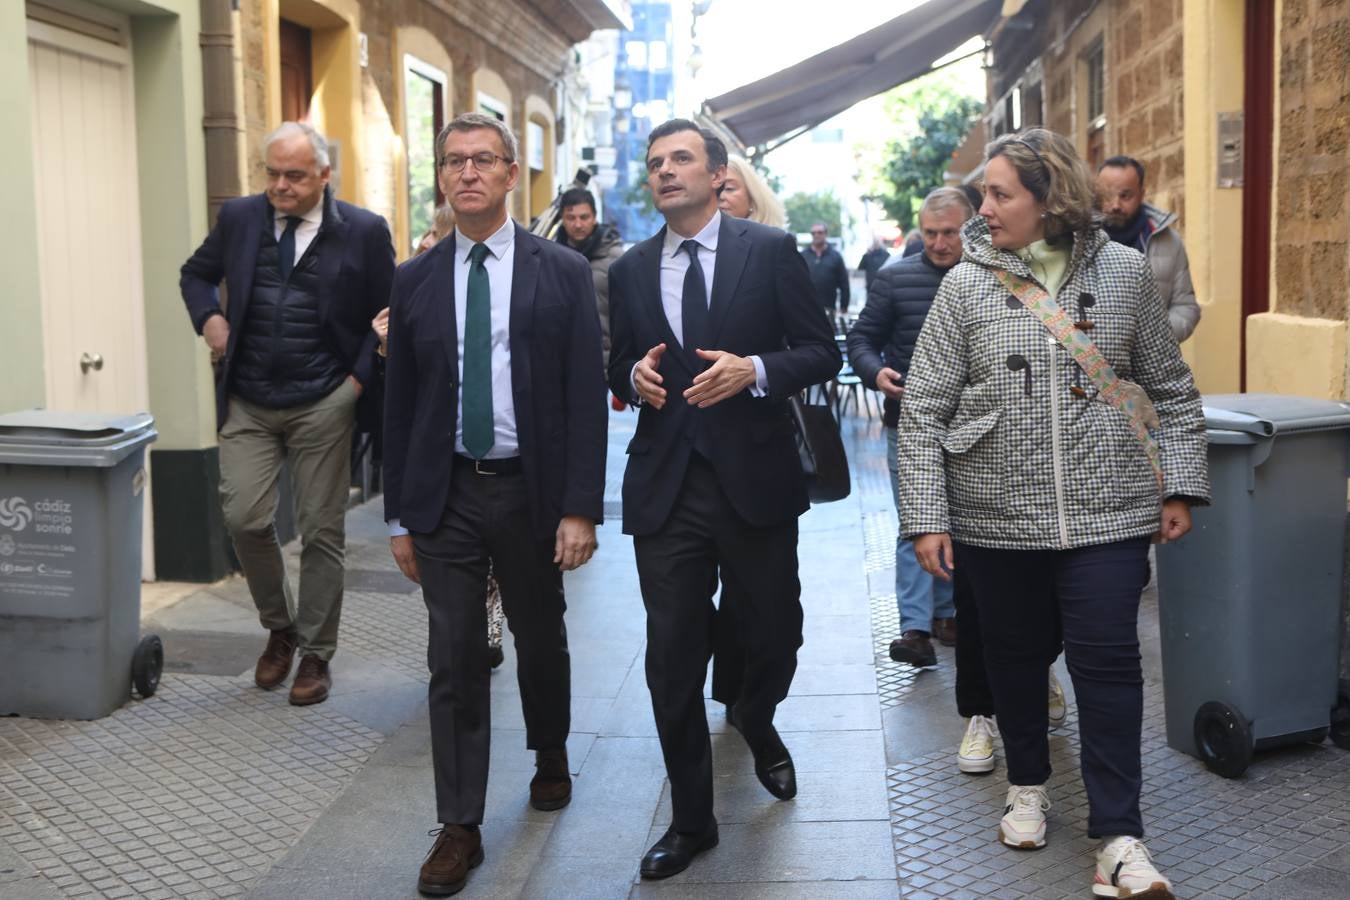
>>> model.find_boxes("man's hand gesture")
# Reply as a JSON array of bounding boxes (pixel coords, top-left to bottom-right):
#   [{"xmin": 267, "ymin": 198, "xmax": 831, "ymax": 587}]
[
  {"xmin": 634, "ymin": 343, "xmax": 668, "ymax": 409},
  {"xmin": 683, "ymin": 349, "xmax": 756, "ymax": 408}
]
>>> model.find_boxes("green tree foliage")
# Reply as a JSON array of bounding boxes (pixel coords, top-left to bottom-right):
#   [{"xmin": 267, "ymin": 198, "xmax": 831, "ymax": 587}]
[
  {"xmin": 859, "ymin": 60, "xmax": 984, "ymax": 232},
  {"xmin": 784, "ymin": 189, "xmax": 846, "ymax": 235}
]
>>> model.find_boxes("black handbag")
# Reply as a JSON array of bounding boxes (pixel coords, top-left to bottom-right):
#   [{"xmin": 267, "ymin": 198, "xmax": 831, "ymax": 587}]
[{"xmin": 788, "ymin": 393, "xmax": 850, "ymax": 503}]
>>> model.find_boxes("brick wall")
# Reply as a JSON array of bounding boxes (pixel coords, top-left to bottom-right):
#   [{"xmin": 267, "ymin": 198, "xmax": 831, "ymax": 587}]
[
  {"xmin": 1275, "ymin": 0, "xmax": 1350, "ymax": 321},
  {"xmin": 1109, "ymin": 0, "xmax": 1186, "ymax": 222},
  {"xmin": 233, "ymin": 0, "xmax": 565, "ymax": 221}
]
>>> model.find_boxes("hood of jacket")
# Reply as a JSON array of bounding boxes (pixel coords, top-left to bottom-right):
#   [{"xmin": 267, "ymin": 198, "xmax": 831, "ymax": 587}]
[
  {"xmin": 1142, "ymin": 202, "xmax": 1176, "ymax": 236},
  {"xmin": 959, "ymin": 215, "xmax": 1110, "ymax": 287}
]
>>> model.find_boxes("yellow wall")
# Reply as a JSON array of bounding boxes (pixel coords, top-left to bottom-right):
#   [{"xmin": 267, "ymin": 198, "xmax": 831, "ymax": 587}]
[
  {"xmin": 1180, "ymin": 0, "xmax": 1245, "ymax": 394},
  {"xmin": 276, "ymin": 0, "xmax": 364, "ymax": 202},
  {"xmin": 525, "ymin": 94, "xmax": 555, "ymax": 221},
  {"xmin": 1247, "ymin": 313, "xmax": 1347, "ymax": 398}
]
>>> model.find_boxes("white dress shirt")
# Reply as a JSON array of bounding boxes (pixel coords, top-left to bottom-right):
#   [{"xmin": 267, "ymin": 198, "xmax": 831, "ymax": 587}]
[
  {"xmin": 633, "ymin": 210, "xmax": 767, "ymax": 397},
  {"xmin": 389, "ymin": 218, "xmax": 520, "ymax": 538},
  {"xmin": 274, "ymin": 201, "xmax": 323, "ymax": 262},
  {"xmin": 452, "ymin": 219, "xmax": 519, "ymax": 459}
]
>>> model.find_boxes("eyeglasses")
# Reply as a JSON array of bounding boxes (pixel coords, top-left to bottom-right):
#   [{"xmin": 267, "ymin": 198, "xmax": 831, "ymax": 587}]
[{"xmin": 438, "ymin": 152, "xmax": 512, "ymax": 173}]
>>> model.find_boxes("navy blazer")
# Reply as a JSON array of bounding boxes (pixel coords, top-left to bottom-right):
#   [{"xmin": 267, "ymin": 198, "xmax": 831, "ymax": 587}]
[
  {"xmin": 179, "ymin": 189, "xmax": 395, "ymax": 431},
  {"xmin": 606, "ymin": 215, "xmax": 841, "ymax": 536},
  {"xmin": 381, "ymin": 224, "xmax": 608, "ymax": 540}
]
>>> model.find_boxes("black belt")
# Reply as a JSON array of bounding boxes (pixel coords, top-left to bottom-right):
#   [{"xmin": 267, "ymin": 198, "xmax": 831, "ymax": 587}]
[{"xmin": 453, "ymin": 454, "xmax": 523, "ymax": 476}]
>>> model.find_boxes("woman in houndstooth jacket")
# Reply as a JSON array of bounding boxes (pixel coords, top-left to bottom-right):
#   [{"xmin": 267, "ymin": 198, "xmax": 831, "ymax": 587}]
[{"xmin": 898, "ymin": 128, "xmax": 1209, "ymax": 900}]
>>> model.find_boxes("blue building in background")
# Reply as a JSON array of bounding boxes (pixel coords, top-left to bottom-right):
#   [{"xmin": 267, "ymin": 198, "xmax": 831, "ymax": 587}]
[{"xmin": 605, "ymin": 1, "xmax": 675, "ymax": 242}]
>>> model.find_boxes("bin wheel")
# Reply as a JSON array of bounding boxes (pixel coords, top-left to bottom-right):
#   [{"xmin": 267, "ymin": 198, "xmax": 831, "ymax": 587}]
[
  {"xmin": 132, "ymin": 635, "xmax": 164, "ymax": 698},
  {"xmin": 1332, "ymin": 688, "xmax": 1350, "ymax": 751},
  {"xmin": 1194, "ymin": 701, "xmax": 1253, "ymax": 778}
]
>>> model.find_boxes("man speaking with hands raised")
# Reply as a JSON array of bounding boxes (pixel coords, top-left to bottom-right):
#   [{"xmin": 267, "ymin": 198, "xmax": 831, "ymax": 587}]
[{"xmin": 606, "ymin": 119, "xmax": 840, "ymax": 880}]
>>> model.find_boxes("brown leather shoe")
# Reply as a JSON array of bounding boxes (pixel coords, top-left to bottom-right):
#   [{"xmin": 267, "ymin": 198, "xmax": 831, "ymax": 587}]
[
  {"xmin": 889, "ymin": 631, "xmax": 937, "ymax": 668},
  {"xmin": 529, "ymin": 748, "xmax": 571, "ymax": 811},
  {"xmin": 288, "ymin": 655, "xmax": 331, "ymax": 706},
  {"xmin": 931, "ymin": 617, "xmax": 957, "ymax": 647},
  {"xmin": 254, "ymin": 628, "xmax": 298, "ymax": 689},
  {"xmin": 418, "ymin": 824, "xmax": 483, "ymax": 896}
]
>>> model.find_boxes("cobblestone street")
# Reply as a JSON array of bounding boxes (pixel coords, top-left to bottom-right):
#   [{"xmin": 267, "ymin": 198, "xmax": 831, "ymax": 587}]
[{"xmin": 2, "ymin": 411, "xmax": 1350, "ymax": 898}]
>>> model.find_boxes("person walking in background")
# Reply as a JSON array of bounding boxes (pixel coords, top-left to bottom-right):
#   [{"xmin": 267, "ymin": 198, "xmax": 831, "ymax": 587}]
[
  {"xmin": 858, "ymin": 236, "xmax": 890, "ymax": 291},
  {"xmin": 382, "ymin": 112, "xmax": 607, "ymax": 897},
  {"xmin": 900, "ymin": 128, "xmax": 1208, "ymax": 899},
  {"xmin": 608, "ymin": 119, "xmax": 839, "ymax": 880},
  {"xmin": 718, "ymin": 155, "xmax": 787, "ymax": 228},
  {"xmin": 710, "ymin": 152, "xmax": 790, "ymax": 726},
  {"xmin": 848, "ymin": 187, "xmax": 972, "ymax": 668},
  {"xmin": 802, "ymin": 221, "xmax": 850, "ymax": 320},
  {"xmin": 1096, "ymin": 156, "xmax": 1200, "ymax": 342},
  {"xmin": 556, "ymin": 187, "xmax": 625, "ymax": 365},
  {"xmin": 179, "ymin": 121, "xmax": 394, "ymax": 707}
]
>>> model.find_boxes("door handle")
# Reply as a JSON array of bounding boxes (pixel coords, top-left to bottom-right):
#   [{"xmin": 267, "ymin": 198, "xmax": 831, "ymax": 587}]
[{"xmin": 80, "ymin": 352, "xmax": 104, "ymax": 374}]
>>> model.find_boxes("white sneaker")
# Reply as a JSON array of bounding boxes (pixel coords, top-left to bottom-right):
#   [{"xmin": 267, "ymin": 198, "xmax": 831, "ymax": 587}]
[
  {"xmin": 1093, "ymin": 836, "xmax": 1174, "ymax": 898},
  {"xmin": 958, "ymin": 716, "xmax": 997, "ymax": 774},
  {"xmin": 998, "ymin": 784, "xmax": 1049, "ymax": 849},
  {"xmin": 1048, "ymin": 668, "xmax": 1067, "ymax": 727}
]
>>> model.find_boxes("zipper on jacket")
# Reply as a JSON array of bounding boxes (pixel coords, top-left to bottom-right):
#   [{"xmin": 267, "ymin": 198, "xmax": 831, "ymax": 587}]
[{"xmin": 1046, "ymin": 337, "xmax": 1071, "ymax": 548}]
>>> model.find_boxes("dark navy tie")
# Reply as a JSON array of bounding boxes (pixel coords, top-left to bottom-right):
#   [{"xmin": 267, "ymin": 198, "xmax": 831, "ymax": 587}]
[
  {"xmin": 680, "ymin": 239, "xmax": 708, "ymax": 362},
  {"xmin": 278, "ymin": 216, "xmax": 302, "ymax": 280}
]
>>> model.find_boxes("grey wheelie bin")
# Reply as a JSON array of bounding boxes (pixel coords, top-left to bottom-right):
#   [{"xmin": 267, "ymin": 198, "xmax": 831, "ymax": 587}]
[
  {"xmin": 1155, "ymin": 393, "xmax": 1350, "ymax": 778},
  {"xmin": 0, "ymin": 410, "xmax": 163, "ymax": 719}
]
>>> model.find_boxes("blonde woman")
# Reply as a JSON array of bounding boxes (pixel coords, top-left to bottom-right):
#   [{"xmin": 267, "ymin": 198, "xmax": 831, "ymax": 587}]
[
  {"xmin": 718, "ymin": 155, "xmax": 786, "ymax": 229},
  {"xmin": 899, "ymin": 128, "xmax": 1208, "ymax": 898}
]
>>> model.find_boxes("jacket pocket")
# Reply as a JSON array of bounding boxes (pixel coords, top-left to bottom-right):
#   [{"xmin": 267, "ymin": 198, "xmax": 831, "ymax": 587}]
[{"xmin": 939, "ymin": 408, "xmax": 1006, "ymax": 514}]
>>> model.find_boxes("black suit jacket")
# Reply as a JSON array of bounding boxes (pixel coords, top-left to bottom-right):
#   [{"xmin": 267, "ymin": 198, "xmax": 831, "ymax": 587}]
[
  {"xmin": 382, "ymin": 224, "xmax": 607, "ymax": 541},
  {"xmin": 180, "ymin": 188, "xmax": 395, "ymax": 431},
  {"xmin": 606, "ymin": 215, "xmax": 841, "ymax": 536}
]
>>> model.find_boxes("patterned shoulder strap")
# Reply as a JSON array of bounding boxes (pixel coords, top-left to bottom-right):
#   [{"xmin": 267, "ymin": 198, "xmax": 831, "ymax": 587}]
[{"xmin": 993, "ymin": 268, "xmax": 1164, "ymax": 489}]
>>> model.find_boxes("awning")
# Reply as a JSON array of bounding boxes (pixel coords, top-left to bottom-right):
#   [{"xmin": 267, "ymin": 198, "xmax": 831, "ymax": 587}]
[{"xmin": 702, "ymin": 0, "xmax": 1001, "ymax": 150}]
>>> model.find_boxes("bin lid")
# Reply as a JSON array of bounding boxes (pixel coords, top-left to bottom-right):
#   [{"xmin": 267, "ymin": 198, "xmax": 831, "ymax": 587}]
[
  {"xmin": 0, "ymin": 410, "xmax": 157, "ymax": 467},
  {"xmin": 1202, "ymin": 393, "xmax": 1350, "ymax": 437}
]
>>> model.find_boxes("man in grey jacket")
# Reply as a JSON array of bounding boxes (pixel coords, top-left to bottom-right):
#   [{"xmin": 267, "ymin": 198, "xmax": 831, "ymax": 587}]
[
  {"xmin": 1097, "ymin": 156, "xmax": 1200, "ymax": 342},
  {"xmin": 557, "ymin": 187, "xmax": 624, "ymax": 364}
]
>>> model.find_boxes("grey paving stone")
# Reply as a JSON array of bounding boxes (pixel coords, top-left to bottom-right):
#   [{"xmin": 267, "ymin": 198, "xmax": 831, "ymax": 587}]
[
  {"xmin": 640, "ymin": 820, "xmax": 895, "ymax": 884},
  {"xmin": 774, "ymin": 693, "xmax": 881, "ymax": 733},
  {"xmin": 629, "ymin": 880, "xmax": 902, "ymax": 899},
  {"xmin": 654, "ymin": 771, "xmax": 889, "ymax": 826}
]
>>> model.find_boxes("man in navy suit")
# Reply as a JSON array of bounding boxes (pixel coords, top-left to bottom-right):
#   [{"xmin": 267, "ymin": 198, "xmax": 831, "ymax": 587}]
[
  {"xmin": 382, "ymin": 113, "xmax": 607, "ymax": 897},
  {"xmin": 607, "ymin": 119, "xmax": 841, "ymax": 879},
  {"xmin": 180, "ymin": 122, "xmax": 394, "ymax": 707}
]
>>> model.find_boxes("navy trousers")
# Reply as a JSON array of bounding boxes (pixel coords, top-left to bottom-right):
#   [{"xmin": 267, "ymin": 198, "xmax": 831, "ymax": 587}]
[{"xmin": 955, "ymin": 537, "xmax": 1151, "ymax": 839}]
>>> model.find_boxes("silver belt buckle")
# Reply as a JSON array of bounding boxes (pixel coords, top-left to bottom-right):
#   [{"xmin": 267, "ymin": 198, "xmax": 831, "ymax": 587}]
[{"xmin": 474, "ymin": 459, "xmax": 494, "ymax": 476}]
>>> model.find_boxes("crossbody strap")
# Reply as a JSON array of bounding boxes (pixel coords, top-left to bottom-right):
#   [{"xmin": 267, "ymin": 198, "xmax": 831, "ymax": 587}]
[{"xmin": 992, "ymin": 268, "xmax": 1164, "ymax": 489}]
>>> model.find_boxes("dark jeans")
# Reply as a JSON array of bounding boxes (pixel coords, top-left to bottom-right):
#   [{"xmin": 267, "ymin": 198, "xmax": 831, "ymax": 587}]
[
  {"xmin": 952, "ymin": 567, "xmax": 995, "ymax": 718},
  {"xmin": 412, "ymin": 464, "xmax": 570, "ymax": 825},
  {"xmin": 956, "ymin": 538, "xmax": 1151, "ymax": 839}
]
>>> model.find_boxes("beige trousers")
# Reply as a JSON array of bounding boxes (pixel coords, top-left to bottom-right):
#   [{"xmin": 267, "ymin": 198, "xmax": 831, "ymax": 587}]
[{"xmin": 217, "ymin": 379, "xmax": 358, "ymax": 660}]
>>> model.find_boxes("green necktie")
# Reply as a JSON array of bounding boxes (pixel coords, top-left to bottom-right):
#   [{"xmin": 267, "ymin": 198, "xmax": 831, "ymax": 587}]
[{"xmin": 461, "ymin": 243, "xmax": 495, "ymax": 459}]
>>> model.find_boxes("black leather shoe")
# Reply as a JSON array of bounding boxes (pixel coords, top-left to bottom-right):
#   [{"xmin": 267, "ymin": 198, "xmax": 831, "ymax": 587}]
[
  {"xmin": 488, "ymin": 645, "xmax": 504, "ymax": 670},
  {"xmin": 639, "ymin": 823, "xmax": 719, "ymax": 879},
  {"xmin": 750, "ymin": 727, "xmax": 797, "ymax": 801}
]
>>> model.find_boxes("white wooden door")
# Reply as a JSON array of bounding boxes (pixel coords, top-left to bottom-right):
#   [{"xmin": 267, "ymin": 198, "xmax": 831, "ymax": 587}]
[{"xmin": 28, "ymin": 15, "xmax": 155, "ymax": 579}]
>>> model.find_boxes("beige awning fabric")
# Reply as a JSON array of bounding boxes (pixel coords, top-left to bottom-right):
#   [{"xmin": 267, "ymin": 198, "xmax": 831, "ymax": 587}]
[{"xmin": 702, "ymin": 0, "xmax": 1000, "ymax": 149}]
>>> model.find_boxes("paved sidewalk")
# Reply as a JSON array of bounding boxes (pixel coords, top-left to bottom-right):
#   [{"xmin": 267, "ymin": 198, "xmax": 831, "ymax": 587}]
[
  {"xmin": 0, "ymin": 409, "xmax": 895, "ymax": 898},
  {"xmin": 3, "ymin": 410, "xmax": 1350, "ymax": 898}
]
